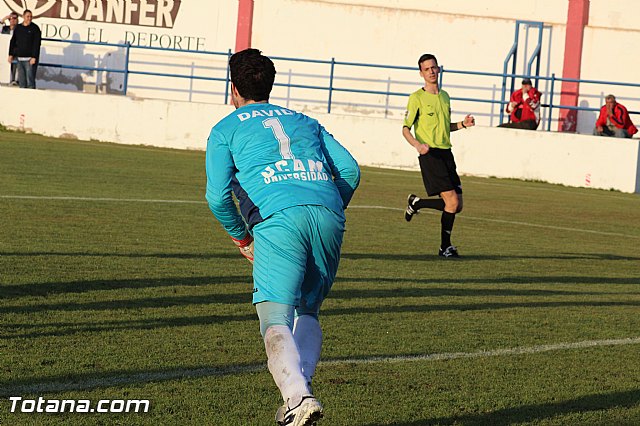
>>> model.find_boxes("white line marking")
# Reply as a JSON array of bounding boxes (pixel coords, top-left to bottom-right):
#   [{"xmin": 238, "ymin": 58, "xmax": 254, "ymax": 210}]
[
  {"xmin": 350, "ymin": 204, "xmax": 400, "ymax": 211},
  {"xmin": 363, "ymin": 169, "xmax": 640, "ymax": 201},
  {"xmin": 461, "ymin": 215, "xmax": 640, "ymax": 238},
  {"xmin": 3, "ymin": 337, "xmax": 639, "ymax": 396},
  {"xmin": 1, "ymin": 196, "xmax": 638, "ymax": 239},
  {"xmin": 0, "ymin": 195, "xmax": 204, "ymax": 204},
  {"xmin": 323, "ymin": 337, "xmax": 640, "ymax": 366},
  {"xmin": 349, "ymin": 205, "xmax": 640, "ymax": 239}
]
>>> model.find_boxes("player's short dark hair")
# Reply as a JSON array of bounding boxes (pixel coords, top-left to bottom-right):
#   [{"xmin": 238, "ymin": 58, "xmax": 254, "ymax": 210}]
[
  {"xmin": 23, "ymin": 9, "xmax": 32, "ymax": 15},
  {"xmin": 229, "ymin": 48, "xmax": 276, "ymax": 102},
  {"xmin": 418, "ymin": 53, "xmax": 438, "ymax": 69}
]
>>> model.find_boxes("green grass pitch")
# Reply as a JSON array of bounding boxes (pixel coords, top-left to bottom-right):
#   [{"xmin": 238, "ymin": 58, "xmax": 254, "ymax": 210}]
[{"xmin": 1, "ymin": 131, "xmax": 639, "ymax": 425}]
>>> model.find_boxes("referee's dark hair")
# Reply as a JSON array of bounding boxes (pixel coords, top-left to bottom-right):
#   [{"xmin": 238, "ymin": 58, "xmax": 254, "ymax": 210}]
[
  {"xmin": 229, "ymin": 48, "xmax": 276, "ymax": 102},
  {"xmin": 418, "ymin": 53, "xmax": 438, "ymax": 69}
]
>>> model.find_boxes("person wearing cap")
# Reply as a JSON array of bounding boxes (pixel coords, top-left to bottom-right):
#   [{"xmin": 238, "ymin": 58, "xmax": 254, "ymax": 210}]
[
  {"xmin": 593, "ymin": 94, "xmax": 637, "ymax": 138},
  {"xmin": 1, "ymin": 11, "xmax": 20, "ymax": 85},
  {"xmin": 498, "ymin": 78, "xmax": 541, "ymax": 130},
  {"xmin": 1, "ymin": 12, "xmax": 19, "ymax": 34}
]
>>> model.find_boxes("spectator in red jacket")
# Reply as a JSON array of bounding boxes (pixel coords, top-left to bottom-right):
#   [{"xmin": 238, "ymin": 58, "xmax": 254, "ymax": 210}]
[
  {"xmin": 498, "ymin": 78, "xmax": 541, "ymax": 130},
  {"xmin": 594, "ymin": 94, "xmax": 637, "ymax": 138}
]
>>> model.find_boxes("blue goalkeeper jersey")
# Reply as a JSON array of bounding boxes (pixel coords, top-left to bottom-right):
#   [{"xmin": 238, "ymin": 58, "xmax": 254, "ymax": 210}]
[{"xmin": 205, "ymin": 102, "xmax": 360, "ymax": 240}]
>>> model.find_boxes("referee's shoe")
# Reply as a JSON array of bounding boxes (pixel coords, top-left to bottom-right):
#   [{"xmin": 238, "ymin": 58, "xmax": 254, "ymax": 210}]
[
  {"xmin": 439, "ymin": 245, "xmax": 460, "ymax": 258},
  {"xmin": 405, "ymin": 194, "xmax": 419, "ymax": 221}
]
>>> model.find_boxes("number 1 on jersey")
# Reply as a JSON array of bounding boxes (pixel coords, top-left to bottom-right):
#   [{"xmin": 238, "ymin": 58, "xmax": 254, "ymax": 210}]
[{"xmin": 263, "ymin": 117, "xmax": 294, "ymax": 160}]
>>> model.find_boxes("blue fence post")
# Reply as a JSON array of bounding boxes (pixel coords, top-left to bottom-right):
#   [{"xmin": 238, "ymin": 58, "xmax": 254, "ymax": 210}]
[
  {"xmin": 534, "ymin": 23, "xmax": 543, "ymax": 85},
  {"xmin": 188, "ymin": 62, "xmax": 195, "ymax": 102},
  {"xmin": 547, "ymin": 73, "xmax": 556, "ymax": 131},
  {"xmin": 328, "ymin": 57, "xmax": 335, "ymax": 113},
  {"xmin": 123, "ymin": 42, "xmax": 131, "ymax": 95},
  {"xmin": 384, "ymin": 76, "xmax": 391, "ymax": 118},
  {"xmin": 224, "ymin": 48, "xmax": 232, "ymax": 104},
  {"xmin": 439, "ymin": 65, "xmax": 444, "ymax": 88}
]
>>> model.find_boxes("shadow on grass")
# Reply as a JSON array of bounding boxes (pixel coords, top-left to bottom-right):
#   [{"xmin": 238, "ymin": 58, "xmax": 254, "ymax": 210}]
[
  {"xmin": 1, "ymin": 277, "xmax": 635, "ymax": 317},
  {"xmin": 4, "ymin": 250, "xmax": 638, "ymax": 261},
  {"xmin": 337, "ymin": 276, "xmax": 640, "ymax": 286},
  {"xmin": 3, "ymin": 311, "xmax": 257, "ymax": 340},
  {"xmin": 0, "ymin": 275, "xmax": 252, "ymax": 299},
  {"xmin": 332, "ymin": 287, "xmax": 622, "ymax": 299},
  {"xmin": 0, "ymin": 292, "xmax": 251, "ymax": 314},
  {"xmin": 322, "ymin": 300, "xmax": 640, "ymax": 317},
  {"xmin": 3, "ymin": 299, "xmax": 640, "ymax": 340},
  {"xmin": 0, "ymin": 362, "xmax": 267, "ymax": 398},
  {"xmin": 2, "ymin": 273, "xmax": 637, "ymax": 302},
  {"xmin": 3, "ymin": 363, "xmax": 639, "ymax": 426},
  {"xmin": 0, "ymin": 251, "xmax": 238, "ymax": 260},
  {"xmin": 361, "ymin": 388, "xmax": 640, "ymax": 425},
  {"xmin": 342, "ymin": 252, "xmax": 640, "ymax": 261},
  {"xmin": 5, "ymin": 251, "xmax": 639, "ymax": 262}
]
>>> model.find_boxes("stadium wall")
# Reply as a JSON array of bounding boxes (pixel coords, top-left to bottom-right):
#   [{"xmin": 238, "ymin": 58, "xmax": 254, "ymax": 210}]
[
  {"xmin": 2, "ymin": 87, "xmax": 638, "ymax": 194},
  {"xmin": 2, "ymin": 1, "xmax": 639, "ymax": 133}
]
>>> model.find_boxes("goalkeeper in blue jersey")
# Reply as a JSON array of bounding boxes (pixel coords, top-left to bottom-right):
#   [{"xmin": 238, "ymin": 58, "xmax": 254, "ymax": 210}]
[{"xmin": 205, "ymin": 48, "xmax": 360, "ymax": 426}]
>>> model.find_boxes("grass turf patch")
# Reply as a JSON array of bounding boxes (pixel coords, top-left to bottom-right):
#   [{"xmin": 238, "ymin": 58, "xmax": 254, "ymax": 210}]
[{"xmin": 1, "ymin": 132, "xmax": 639, "ymax": 425}]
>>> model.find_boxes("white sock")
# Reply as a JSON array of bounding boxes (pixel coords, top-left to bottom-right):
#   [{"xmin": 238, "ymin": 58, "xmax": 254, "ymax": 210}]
[
  {"xmin": 293, "ymin": 315, "xmax": 323, "ymax": 386},
  {"xmin": 264, "ymin": 325, "xmax": 311, "ymax": 407}
]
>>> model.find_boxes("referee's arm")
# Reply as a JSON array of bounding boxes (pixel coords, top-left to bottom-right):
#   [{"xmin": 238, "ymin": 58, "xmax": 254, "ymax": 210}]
[
  {"xmin": 451, "ymin": 115, "xmax": 475, "ymax": 131},
  {"xmin": 402, "ymin": 126, "xmax": 428, "ymax": 155}
]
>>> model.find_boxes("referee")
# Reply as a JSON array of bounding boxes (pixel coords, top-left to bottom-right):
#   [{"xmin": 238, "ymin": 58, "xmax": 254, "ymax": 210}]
[{"xmin": 402, "ymin": 53, "xmax": 474, "ymax": 258}]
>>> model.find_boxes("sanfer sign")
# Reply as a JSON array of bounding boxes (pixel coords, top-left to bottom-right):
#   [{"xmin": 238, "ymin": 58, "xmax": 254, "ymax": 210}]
[{"xmin": 3, "ymin": 0, "xmax": 181, "ymax": 29}]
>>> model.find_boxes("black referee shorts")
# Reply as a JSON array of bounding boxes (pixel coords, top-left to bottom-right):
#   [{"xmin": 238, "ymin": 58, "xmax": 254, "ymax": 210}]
[{"xmin": 418, "ymin": 148, "xmax": 462, "ymax": 197}]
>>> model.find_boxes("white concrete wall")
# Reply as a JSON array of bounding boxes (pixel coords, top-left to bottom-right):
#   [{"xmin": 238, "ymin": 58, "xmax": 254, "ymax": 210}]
[
  {"xmin": 0, "ymin": 86, "xmax": 221, "ymax": 151},
  {"xmin": 0, "ymin": 35, "xmax": 11, "ymax": 84},
  {"xmin": 252, "ymin": 0, "xmax": 640, "ymax": 131},
  {"xmin": 1, "ymin": 87, "xmax": 637, "ymax": 193},
  {"xmin": 3, "ymin": 1, "xmax": 639, "ymax": 133},
  {"xmin": 253, "ymin": 0, "xmax": 569, "ymax": 125}
]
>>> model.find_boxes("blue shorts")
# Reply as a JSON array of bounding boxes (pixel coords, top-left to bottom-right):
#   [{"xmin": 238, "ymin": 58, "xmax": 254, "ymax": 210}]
[{"xmin": 251, "ymin": 205, "xmax": 345, "ymax": 312}]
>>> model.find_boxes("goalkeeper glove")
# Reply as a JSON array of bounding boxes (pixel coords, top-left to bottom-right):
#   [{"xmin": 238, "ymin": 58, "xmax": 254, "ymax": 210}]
[{"xmin": 231, "ymin": 233, "xmax": 254, "ymax": 264}]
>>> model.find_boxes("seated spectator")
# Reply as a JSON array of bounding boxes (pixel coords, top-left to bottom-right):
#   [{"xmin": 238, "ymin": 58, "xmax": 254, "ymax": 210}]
[
  {"xmin": 1, "ymin": 12, "xmax": 19, "ymax": 85},
  {"xmin": 498, "ymin": 78, "xmax": 541, "ymax": 130},
  {"xmin": 593, "ymin": 94, "xmax": 637, "ymax": 138}
]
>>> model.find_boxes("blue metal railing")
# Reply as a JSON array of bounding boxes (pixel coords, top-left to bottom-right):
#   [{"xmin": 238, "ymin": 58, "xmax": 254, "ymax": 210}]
[
  {"xmin": 501, "ymin": 20, "xmax": 545, "ymax": 124},
  {"xmin": 37, "ymin": 37, "xmax": 640, "ymax": 132}
]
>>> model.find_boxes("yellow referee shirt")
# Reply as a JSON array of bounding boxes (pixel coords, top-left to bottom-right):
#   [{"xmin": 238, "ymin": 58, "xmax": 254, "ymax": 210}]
[{"xmin": 403, "ymin": 88, "xmax": 452, "ymax": 149}]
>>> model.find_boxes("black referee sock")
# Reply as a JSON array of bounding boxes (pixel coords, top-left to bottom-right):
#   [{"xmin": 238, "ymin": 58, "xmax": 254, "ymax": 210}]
[
  {"xmin": 414, "ymin": 198, "xmax": 445, "ymax": 212},
  {"xmin": 441, "ymin": 211, "xmax": 456, "ymax": 248}
]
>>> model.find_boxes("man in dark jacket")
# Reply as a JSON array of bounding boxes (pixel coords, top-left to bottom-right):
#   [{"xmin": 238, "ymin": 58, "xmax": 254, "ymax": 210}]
[{"xmin": 8, "ymin": 10, "xmax": 40, "ymax": 89}]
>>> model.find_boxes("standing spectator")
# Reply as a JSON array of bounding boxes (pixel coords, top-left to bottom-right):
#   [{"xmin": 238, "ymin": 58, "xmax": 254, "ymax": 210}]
[
  {"xmin": 498, "ymin": 78, "xmax": 541, "ymax": 130},
  {"xmin": 403, "ymin": 53, "xmax": 475, "ymax": 258},
  {"xmin": 206, "ymin": 48, "xmax": 360, "ymax": 425},
  {"xmin": 8, "ymin": 9, "xmax": 40, "ymax": 89},
  {"xmin": 594, "ymin": 94, "xmax": 637, "ymax": 138},
  {"xmin": 1, "ymin": 11, "xmax": 19, "ymax": 85}
]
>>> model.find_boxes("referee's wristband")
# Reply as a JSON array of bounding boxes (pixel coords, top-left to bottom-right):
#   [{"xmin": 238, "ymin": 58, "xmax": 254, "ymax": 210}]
[{"xmin": 461, "ymin": 121, "xmax": 466, "ymax": 129}]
